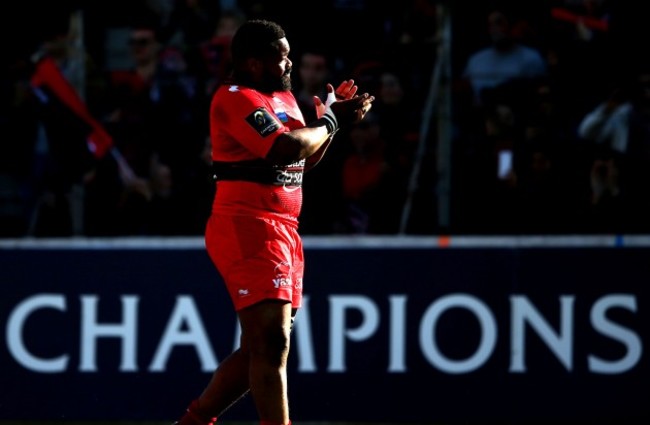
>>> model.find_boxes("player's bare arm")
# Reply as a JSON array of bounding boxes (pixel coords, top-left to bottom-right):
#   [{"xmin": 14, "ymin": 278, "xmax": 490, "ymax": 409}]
[{"xmin": 266, "ymin": 92, "xmax": 374, "ymax": 165}]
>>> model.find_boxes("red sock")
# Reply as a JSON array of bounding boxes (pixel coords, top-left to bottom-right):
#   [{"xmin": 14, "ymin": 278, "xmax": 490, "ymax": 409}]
[{"xmin": 178, "ymin": 400, "xmax": 217, "ymax": 425}]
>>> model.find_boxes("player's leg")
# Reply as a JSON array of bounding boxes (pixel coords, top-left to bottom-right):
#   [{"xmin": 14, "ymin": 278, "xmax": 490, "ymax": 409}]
[
  {"xmin": 175, "ymin": 345, "xmax": 250, "ymax": 424},
  {"xmin": 238, "ymin": 299, "xmax": 293, "ymax": 425}
]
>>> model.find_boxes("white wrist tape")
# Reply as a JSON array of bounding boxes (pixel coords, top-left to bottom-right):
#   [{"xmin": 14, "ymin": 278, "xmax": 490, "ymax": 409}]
[{"xmin": 326, "ymin": 90, "xmax": 337, "ymax": 107}]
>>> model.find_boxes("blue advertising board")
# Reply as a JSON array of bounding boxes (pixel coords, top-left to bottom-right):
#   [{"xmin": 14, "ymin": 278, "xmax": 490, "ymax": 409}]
[{"xmin": 1, "ymin": 236, "xmax": 648, "ymax": 423}]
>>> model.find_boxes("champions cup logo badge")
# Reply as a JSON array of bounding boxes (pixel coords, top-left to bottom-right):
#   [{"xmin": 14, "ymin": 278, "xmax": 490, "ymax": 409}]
[
  {"xmin": 254, "ymin": 110, "xmax": 266, "ymax": 125},
  {"xmin": 246, "ymin": 107, "xmax": 281, "ymax": 137}
]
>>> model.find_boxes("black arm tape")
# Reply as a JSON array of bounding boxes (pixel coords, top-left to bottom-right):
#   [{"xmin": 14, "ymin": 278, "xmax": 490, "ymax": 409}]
[{"xmin": 315, "ymin": 114, "xmax": 338, "ymax": 135}]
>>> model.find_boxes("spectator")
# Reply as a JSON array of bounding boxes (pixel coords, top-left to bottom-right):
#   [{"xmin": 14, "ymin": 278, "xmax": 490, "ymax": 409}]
[
  {"xmin": 338, "ymin": 110, "xmax": 393, "ymax": 233},
  {"xmin": 161, "ymin": 0, "xmax": 221, "ymax": 48},
  {"xmin": 294, "ymin": 48, "xmax": 334, "ymax": 123},
  {"xmin": 453, "ymin": 6, "xmax": 550, "ymax": 234},
  {"xmin": 577, "ymin": 67, "xmax": 650, "ymax": 232},
  {"xmin": 461, "ymin": 8, "xmax": 548, "ymax": 108},
  {"xmin": 547, "ymin": 0, "xmax": 614, "ymax": 119},
  {"xmin": 198, "ymin": 8, "xmax": 246, "ymax": 97},
  {"xmin": 21, "ymin": 18, "xmax": 109, "ymax": 237},
  {"xmin": 85, "ymin": 22, "xmax": 203, "ymax": 235}
]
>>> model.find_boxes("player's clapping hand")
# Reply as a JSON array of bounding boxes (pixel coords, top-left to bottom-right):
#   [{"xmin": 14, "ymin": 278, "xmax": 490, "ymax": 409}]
[
  {"xmin": 334, "ymin": 79, "xmax": 358, "ymax": 101},
  {"xmin": 329, "ymin": 92, "xmax": 374, "ymax": 126},
  {"xmin": 314, "ymin": 79, "xmax": 374, "ymax": 133},
  {"xmin": 313, "ymin": 80, "xmax": 360, "ymax": 119}
]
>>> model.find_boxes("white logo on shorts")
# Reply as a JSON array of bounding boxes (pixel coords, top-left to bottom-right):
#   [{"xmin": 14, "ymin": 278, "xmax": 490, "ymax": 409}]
[{"xmin": 273, "ymin": 261, "xmax": 292, "ymax": 288}]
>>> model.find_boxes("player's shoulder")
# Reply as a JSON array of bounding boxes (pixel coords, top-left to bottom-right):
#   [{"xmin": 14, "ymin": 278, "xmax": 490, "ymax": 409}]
[
  {"xmin": 211, "ymin": 84, "xmax": 260, "ymax": 112},
  {"xmin": 213, "ymin": 83, "xmax": 244, "ymax": 97},
  {"xmin": 214, "ymin": 84, "xmax": 268, "ymax": 103}
]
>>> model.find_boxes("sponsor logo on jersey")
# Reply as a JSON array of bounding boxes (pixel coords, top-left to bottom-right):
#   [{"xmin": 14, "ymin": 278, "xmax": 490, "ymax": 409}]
[{"xmin": 275, "ymin": 159, "xmax": 305, "ymax": 188}]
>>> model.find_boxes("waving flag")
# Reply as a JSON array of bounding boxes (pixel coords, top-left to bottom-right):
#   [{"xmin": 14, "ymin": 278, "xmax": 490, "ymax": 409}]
[
  {"xmin": 551, "ymin": 7, "xmax": 609, "ymax": 32},
  {"xmin": 30, "ymin": 55, "xmax": 113, "ymax": 159}
]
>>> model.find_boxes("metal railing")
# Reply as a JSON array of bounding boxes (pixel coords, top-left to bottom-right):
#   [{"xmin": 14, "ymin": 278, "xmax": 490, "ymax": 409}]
[{"xmin": 399, "ymin": 2, "xmax": 453, "ymax": 234}]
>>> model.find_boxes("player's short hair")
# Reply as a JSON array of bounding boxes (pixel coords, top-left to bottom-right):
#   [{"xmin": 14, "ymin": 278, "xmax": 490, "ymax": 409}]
[{"xmin": 231, "ymin": 19, "xmax": 286, "ymax": 63}]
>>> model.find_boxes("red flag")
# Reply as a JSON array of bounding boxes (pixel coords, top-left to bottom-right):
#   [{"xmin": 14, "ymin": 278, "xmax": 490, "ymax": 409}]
[
  {"xmin": 551, "ymin": 7, "xmax": 609, "ymax": 32},
  {"xmin": 30, "ymin": 56, "xmax": 113, "ymax": 158}
]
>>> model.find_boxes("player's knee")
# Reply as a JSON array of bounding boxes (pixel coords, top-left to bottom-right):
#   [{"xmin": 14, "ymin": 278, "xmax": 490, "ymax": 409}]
[{"xmin": 254, "ymin": 327, "xmax": 290, "ymax": 367}]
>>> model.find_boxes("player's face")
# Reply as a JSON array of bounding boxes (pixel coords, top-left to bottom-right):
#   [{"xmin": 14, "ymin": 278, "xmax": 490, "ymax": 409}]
[{"xmin": 259, "ymin": 37, "xmax": 292, "ymax": 93}]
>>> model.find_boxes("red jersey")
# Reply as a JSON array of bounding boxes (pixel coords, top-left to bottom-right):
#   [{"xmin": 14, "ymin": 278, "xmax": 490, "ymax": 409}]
[{"xmin": 209, "ymin": 84, "xmax": 307, "ymax": 223}]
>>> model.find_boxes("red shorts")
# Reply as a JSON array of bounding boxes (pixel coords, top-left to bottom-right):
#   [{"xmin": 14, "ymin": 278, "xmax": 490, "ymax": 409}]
[{"xmin": 205, "ymin": 214, "xmax": 304, "ymax": 311}]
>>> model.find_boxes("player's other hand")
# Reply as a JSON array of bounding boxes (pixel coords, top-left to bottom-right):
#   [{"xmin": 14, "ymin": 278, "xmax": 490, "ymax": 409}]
[
  {"xmin": 333, "ymin": 79, "xmax": 358, "ymax": 101},
  {"xmin": 329, "ymin": 92, "xmax": 375, "ymax": 127},
  {"xmin": 314, "ymin": 80, "xmax": 359, "ymax": 118}
]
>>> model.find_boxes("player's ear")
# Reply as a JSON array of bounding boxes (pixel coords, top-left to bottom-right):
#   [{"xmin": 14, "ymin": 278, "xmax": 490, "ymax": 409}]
[{"xmin": 246, "ymin": 58, "xmax": 263, "ymax": 76}]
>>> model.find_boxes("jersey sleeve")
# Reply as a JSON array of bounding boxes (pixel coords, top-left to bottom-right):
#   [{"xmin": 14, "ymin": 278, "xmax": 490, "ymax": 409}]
[{"xmin": 211, "ymin": 86, "xmax": 288, "ymax": 159}]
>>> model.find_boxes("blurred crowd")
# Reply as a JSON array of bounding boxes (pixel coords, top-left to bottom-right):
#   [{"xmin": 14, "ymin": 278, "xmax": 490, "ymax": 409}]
[{"xmin": 1, "ymin": 0, "xmax": 648, "ymax": 238}]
